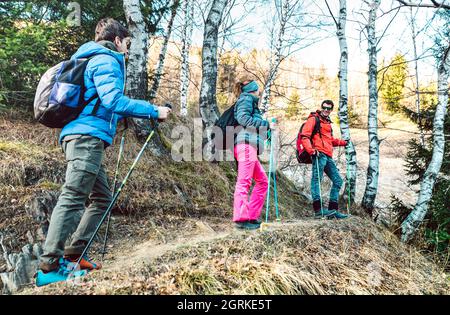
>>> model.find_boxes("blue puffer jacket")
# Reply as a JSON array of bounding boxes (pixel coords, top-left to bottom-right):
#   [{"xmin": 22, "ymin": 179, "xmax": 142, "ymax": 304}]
[
  {"xmin": 234, "ymin": 92, "xmax": 269, "ymax": 153},
  {"xmin": 59, "ymin": 41, "xmax": 159, "ymax": 145}
]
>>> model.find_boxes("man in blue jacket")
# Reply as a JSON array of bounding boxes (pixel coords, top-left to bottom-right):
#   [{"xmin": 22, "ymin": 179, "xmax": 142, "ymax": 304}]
[{"xmin": 36, "ymin": 18, "xmax": 171, "ymax": 286}]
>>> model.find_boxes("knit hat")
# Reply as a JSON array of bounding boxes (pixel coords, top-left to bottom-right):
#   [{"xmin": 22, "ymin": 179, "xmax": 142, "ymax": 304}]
[{"xmin": 242, "ymin": 80, "xmax": 259, "ymax": 93}]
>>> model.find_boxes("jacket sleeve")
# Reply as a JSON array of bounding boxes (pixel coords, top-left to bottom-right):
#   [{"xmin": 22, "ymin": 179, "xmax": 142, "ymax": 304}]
[
  {"xmin": 90, "ymin": 56, "xmax": 159, "ymax": 119},
  {"xmin": 234, "ymin": 95, "xmax": 269, "ymax": 128},
  {"xmin": 300, "ymin": 116, "xmax": 316, "ymax": 155},
  {"xmin": 332, "ymin": 138, "xmax": 347, "ymax": 147}
]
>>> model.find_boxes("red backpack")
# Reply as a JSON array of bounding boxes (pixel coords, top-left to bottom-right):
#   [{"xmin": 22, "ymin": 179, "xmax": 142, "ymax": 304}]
[{"xmin": 295, "ymin": 114, "xmax": 321, "ymax": 164}]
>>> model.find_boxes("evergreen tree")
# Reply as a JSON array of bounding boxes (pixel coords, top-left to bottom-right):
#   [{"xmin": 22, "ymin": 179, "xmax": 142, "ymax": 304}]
[
  {"xmin": 393, "ymin": 101, "xmax": 450, "ymax": 267},
  {"xmin": 0, "ymin": 0, "xmax": 170, "ymax": 108},
  {"xmin": 285, "ymin": 90, "xmax": 300, "ymax": 119},
  {"xmin": 378, "ymin": 53, "xmax": 408, "ymax": 112}
]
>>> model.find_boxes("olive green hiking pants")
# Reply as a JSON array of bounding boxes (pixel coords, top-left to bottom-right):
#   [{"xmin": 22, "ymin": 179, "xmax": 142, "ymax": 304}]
[{"xmin": 39, "ymin": 135, "xmax": 112, "ymax": 272}]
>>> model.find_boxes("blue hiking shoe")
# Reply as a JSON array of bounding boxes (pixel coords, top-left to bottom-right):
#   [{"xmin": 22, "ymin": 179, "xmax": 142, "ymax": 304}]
[
  {"xmin": 314, "ymin": 209, "xmax": 337, "ymax": 219},
  {"xmin": 328, "ymin": 211, "xmax": 350, "ymax": 220},
  {"xmin": 235, "ymin": 221, "xmax": 261, "ymax": 230},
  {"xmin": 327, "ymin": 201, "xmax": 350, "ymax": 220},
  {"xmin": 35, "ymin": 258, "xmax": 88, "ymax": 287}
]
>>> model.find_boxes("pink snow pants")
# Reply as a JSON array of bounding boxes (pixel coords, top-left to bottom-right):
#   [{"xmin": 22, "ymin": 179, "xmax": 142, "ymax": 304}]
[{"xmin": 233, "ymin": 143, "xmax": 269, "ymax": 222}]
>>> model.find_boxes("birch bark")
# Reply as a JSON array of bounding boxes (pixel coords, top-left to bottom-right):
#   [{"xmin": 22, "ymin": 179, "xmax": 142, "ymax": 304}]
[
  {"xmin": 401, "ymin": 45, "xmax": 450, "ymax": 242},
  {"xmin": 180, "ymin": 0, "xmax": 194, "ymax": 117},
  {"xmin": 361, "ymin": 0, "xmax": 381, "ymax": 214},
  {"xmin": 199, "ymin": 0, "xmax": 229, "ymax": 160},
  {"xmin": 336, "ymin": 0, "xmax": 357, "ymax": 207},
  {"xmin": 123, "ymin": 0, "xmax": 150, "ymax": 137}
]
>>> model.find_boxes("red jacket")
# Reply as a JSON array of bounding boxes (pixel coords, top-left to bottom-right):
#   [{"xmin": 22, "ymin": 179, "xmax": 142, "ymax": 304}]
[{"xmin": 300, "ymin": 111, "xmax": 347, "ymax": 158}]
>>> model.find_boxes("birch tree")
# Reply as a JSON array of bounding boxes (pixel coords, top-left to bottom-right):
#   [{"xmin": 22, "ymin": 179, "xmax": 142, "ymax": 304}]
[
  {"xmin": 123, "ymin": 0, "xmax": 148, "ymax": 98},
  {"xmin": 149, "ymin": 0, "xmax": 180, "ymax": 100},
  {"xmin": 325, "ymin": 0, "xmax": 357, "ymax": 208},
  {"xmin": 123, "ymin": 0, "xmax": 150, "ymax": 138},
  {"xmin": 179, "ymin": 0, "xmax": 194, "ymax": 116},
  {"xmin": 402, "ymin": 43, "xmax": 450, "ymax": 242},
  {"xmin": 361, "ymin": 0, "xmax": 381, "ymax": 215},
  {"xmin": 392, "ymin": 3, "xmax": 450, "ymax": 241},
  {"xmin": 394, "ymin": 0, "xmax": 450, "ymax": 242},
  {"xmin": 199, "ymin": 0, "xmax": 229, "ymax": 160}
]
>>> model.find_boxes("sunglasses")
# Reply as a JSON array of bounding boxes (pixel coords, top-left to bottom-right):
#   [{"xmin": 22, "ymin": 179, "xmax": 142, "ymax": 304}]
[{"xmin": 322, "ymin": 106, "xmax": 333, "ymax": 111}]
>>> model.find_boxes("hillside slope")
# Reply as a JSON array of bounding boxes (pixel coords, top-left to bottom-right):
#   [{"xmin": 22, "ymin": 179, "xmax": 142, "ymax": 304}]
[
  {"xmin": 23, "ymin": 217, "xmax": 449, "ymax": 295},
  {"xmin": 1, "ymin": 111, "xmax": 448, "ymax": 295}
]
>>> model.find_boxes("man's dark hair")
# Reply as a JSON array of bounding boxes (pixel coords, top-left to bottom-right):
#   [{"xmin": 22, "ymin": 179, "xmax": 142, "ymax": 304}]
[
  {"xmin": 95, "ymin": 18, "xmax": 130, "ymax": 42},
  {"xmin": 321, "ymin": 100, "xmax": 334, "ymax": 109}
]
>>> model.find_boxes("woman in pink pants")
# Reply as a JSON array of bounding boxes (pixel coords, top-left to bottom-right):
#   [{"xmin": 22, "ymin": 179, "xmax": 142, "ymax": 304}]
[{"xmin": 232, "ymin": 78, "xmax": 270, "ymax": 230}]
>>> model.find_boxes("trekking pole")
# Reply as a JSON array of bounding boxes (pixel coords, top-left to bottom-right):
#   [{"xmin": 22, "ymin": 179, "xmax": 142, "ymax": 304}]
[
  {"xmin": 315, "ymin": 154, "xmax": 323, "ymax": 215},
  {"xmin": 265, "ymin": 119, "xmax": 278, "ymax": 222},
  {"xmin": 270, "ymin": 119, "xmax": 280, "ymax": 221},
  {"xmin": 345, "ymin": 143, "xmax": 351, "ymax": 215},
  {"xmin": 101, "ymin": 124, "xmax": 127, "ymax": 260},
  {"xmin": 70, "ymin": 105, "xmax": 172, "ymax": 275},
  {"xmin": 264, "ymin": 131, "xmax": 274, "ymax": 224},
  {"xmin": 272, "ymin": 167, "xmax": 280, "ymax": 221}
]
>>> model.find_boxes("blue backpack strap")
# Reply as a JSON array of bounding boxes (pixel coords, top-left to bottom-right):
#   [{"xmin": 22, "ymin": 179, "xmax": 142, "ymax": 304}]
[{"xmin": 83, "ymin": 54, "xmax": 106, "ymax": 116}]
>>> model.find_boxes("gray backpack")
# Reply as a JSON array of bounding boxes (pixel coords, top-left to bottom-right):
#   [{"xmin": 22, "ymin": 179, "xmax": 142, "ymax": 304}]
[{"xmin": 34, "ymin": 56, "xmax": 100, "ymax": 128}]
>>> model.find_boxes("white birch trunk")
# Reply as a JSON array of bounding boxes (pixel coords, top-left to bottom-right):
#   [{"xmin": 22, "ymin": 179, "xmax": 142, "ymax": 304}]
[
  {"xmin": 123, "ymin": 0, "xmax": 151, "ymax": 137},
  {"xmin": 361, "ymin": 0, "xmax": 381, "ymax": 214},
  {"xmin": 336, "ymin": 0, "xmax": 357, "ymax": 207},
  {"xmin": 199, "ymin": 0, "xmax": 228, "ymax": 160},
  {"xmin": 401, "ymin": 46, "xmax": 450, "ymax": 242},
  {"xmin": 180, "ymin": 0, "xmax": 193, "ymax": 117},
  {"xmin": 149, "ymin": 0, "xmax": 179, "ymax": 100},
  {"xmin": 261, "ymin": 0, "xmax": 289, "ymax": 114}
]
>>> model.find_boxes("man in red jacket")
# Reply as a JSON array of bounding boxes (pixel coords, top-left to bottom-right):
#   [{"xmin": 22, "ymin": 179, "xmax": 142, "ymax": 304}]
[{"xmin": 301, "ymin": 100, "xmax": 349, "ymax": 219}]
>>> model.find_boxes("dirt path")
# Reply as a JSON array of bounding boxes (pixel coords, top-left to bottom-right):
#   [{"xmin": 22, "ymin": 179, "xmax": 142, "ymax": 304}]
[{"xmin": 105, "ymin": 218, "xmax": 327, "ymax": 271}]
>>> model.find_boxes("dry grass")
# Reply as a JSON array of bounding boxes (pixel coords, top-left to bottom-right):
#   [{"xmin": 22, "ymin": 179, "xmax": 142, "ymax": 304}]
[
  {"xmin": 3, "ymin": 111, "xmax": 448, "ymax": 295},
  {"xmin": 24, "ymin": 218, "xmax": 449, "ymax": 295}
]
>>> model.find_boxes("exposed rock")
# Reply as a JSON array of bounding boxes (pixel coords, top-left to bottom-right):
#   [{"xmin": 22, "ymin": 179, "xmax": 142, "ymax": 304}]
[
  {"xmin": 0, "ymin": 242, "xmax": 42, "ymax": 295},
  {"xmin": 25, "ymin": 191, "xmax": 59, "ymax": 231}
]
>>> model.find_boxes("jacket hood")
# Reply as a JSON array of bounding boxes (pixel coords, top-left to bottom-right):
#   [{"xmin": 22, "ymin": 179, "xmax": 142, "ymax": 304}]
[{"xmin": 71, "ymin": 41, "xmax": 124, "ymax": 65}]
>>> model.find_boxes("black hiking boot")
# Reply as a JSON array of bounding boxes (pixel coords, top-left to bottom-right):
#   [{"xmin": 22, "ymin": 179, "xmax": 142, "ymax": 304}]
[{"xmin": 313, "ymin": 200, "xmax": 336, "ymax": 219}]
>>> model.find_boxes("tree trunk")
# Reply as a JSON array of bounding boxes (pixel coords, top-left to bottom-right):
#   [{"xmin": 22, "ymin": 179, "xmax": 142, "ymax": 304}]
[
  {"xmin": 149, "ymin": 0, "xmax": 179, "ymax": 100},
  {"xmin": 199, "ymin": 0, "xmax": 228, "ymax": 160},
  {"xmin": 123, "ymin": 0, "xmax": 151, "ymax": 137},
  {"xmin": 336, "ymin": 0, "xmax": 357, "ymax": 208},
  {"xmin": 401, "ymin": 45, "xmax": 450, "ymax": 242},
  {"xmin": 180, "ymin": 0, "xmax": 193, "ymax": 117},
  {"xmin": 260, "ymin": 1, "xmax": 289, "ymax": 114},
  {"xmin": 361, "ymin": 0, "xmax": 381, "ymax": 215},
  {"xmin": 124, "ymin": 0, "xmax": 166, "ymax": 155}
]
